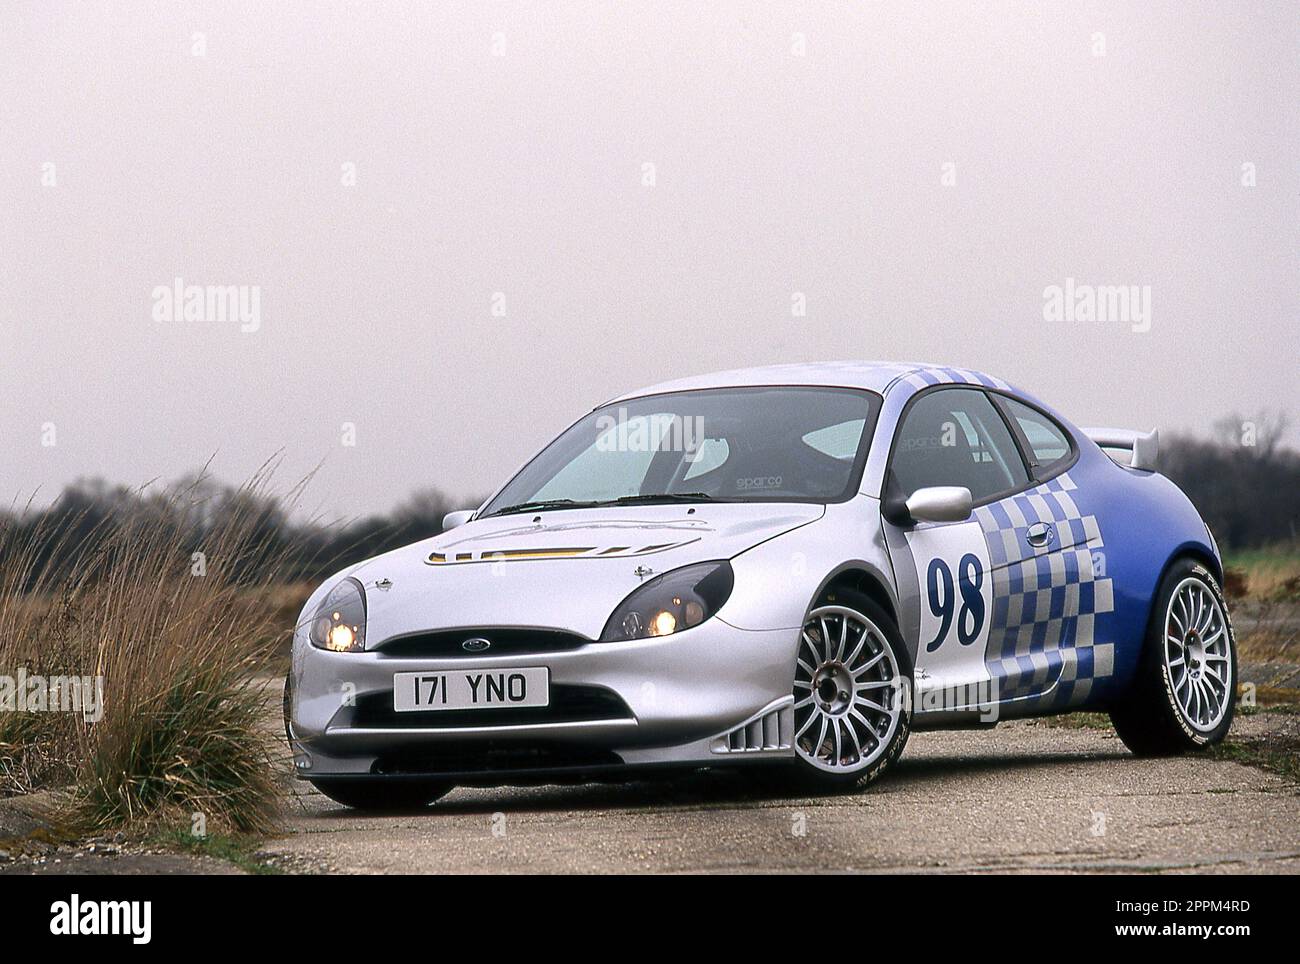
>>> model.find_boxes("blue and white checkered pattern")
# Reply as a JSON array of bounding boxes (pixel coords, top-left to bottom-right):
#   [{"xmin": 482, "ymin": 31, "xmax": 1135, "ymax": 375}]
[
  {"xmin": 895, "ymin": 366, "xmax": 1013, "ymax": 393},
  {"xmin": 971, "ymin": 472, "xmax": 1116, "ymax": 708}
]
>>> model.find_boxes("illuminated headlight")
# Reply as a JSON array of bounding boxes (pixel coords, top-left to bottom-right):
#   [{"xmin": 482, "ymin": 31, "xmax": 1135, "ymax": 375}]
[
  {"xmin": 600, "ymin": 561, "xmax": 734, "ymax": 642},
  {"xmin": 309, "ymin": 577, "xmax": 367, "ymax": 653}
]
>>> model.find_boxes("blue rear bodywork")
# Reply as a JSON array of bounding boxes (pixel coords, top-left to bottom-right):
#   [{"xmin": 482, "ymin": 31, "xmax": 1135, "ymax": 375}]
[
  {"xmin": 878, "ymin": 367, "xmax": 1220, "ymax": 716},
  {"xmin": 1064, "ymin": 434, "xmax": 1221, "ymax": 706}
]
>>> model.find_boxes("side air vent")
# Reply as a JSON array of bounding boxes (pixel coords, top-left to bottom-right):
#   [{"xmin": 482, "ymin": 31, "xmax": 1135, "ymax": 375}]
[{"xmin": 712, "ymin": 700, "xmax": 794, "ymax": 754}]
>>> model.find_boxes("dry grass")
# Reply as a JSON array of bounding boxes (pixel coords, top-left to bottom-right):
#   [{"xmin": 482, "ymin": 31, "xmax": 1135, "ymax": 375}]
[
  {"xmin": 0, "ymin": 470, "xmax": 300, "ymax": 834},
  {"xmin": 1233, "ymin": 597, "xmax": 1299, "ymax": 663},
  {"xmin": 1223, "ymin": 546, "xmax": 1300, "ymax": 601},
  {"xmin": 1223, "ymin": 547, "xmax": 1300, "ymax": 664}
]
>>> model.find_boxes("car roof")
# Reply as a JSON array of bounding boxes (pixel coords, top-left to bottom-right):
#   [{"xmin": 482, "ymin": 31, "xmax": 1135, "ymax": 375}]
[{"xmin": 606, "ymin": 360, "xmax": 1014, "ymax": 405}]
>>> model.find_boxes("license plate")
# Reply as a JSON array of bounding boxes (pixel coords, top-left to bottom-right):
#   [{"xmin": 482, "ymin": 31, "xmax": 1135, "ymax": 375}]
[{"xmin": 392, "ymin": 667, "xmax": 550, "ymax": 712}]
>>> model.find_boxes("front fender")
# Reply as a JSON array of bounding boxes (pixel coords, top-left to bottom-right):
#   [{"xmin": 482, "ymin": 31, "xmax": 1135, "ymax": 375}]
[{"xmin": 719, "ymin": 497, "xmax": 895, "ymax": 636}]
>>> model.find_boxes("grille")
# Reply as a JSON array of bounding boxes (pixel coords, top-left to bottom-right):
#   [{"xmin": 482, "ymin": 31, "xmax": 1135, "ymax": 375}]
[
  {"xmin": 372, "ymin": 742, "xmax": 623, "ymax": 776},
  {"xmin": 371, "ymin": 627, "xmax": 589, "ymax": 658},
  {"xmin": 338, "ymin": 683, "xmax": 632, "ymax": 730}
]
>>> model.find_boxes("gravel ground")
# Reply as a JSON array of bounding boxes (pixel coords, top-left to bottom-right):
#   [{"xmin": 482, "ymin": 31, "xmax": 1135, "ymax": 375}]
[
  {"xmin": 5, "ymin": 691, "xmax": 1296, "ymax": 875},
  {"xmin": 260, "ymin": 712, "xmax": 1300, "ymax": 874}
]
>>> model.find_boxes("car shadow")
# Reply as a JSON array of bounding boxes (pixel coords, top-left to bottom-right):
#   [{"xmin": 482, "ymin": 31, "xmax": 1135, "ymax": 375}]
[
  {"xmin": 296, "ymin": 746, "xmax": 1133, "ymax": 819},
  {"xmin": 890, "ymin": 749, "xmax": 1131, "ymax": 785}
]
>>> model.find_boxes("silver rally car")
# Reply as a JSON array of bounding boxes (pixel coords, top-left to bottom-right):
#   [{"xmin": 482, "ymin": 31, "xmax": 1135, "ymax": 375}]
[{"xmin": 287, "ymin": 361, "xmax": 1235, "ymax": 809}]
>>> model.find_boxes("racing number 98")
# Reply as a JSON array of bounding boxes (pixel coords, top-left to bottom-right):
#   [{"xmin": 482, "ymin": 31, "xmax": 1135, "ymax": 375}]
[{"xmin": 925, "ymin": 553, "xmax": 985, "ymax": 652}]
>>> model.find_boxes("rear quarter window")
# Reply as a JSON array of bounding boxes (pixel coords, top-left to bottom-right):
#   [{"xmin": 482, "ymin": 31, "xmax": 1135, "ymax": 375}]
[{"xmin": 1002, "ymin": 397, "xmax": 1073, "ymax": 471}]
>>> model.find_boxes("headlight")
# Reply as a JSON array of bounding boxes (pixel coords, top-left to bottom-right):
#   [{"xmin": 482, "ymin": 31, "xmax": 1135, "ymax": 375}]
[
  {"xmin": 309, "ymin": 577, "xmax": 367, "ymax": 652},
  {"xmin": 600, "ymin": 561, "xmax": 734, "ymax": 642}
]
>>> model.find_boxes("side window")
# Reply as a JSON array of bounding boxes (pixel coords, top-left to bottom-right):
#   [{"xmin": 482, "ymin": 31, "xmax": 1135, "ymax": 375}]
[
  {"xmin": 890, "ymin": 388, "xmax": 1029, "ymax": 503},
  {"xmin": 1001, "ymin": 397, "xmax": 1072, "ymax": 472}
]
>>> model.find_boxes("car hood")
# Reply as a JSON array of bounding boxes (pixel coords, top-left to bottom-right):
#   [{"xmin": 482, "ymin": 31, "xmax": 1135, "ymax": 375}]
[{"xmin": 345, "ymin": 503, "xmax": 824, "ymax": 643}]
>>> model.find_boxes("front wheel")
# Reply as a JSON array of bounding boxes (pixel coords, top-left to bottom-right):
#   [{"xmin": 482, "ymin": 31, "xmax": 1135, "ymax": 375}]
[
  {"xmin": 1110, "ymin": 558, "xmax": 1237, "ymax": 755},
  {"xmin": 309, "ymin": 778, "xmax": 454, "ymax": 811},
  {"xmin": 789, "ymin": 589, "xmax": 912, "ymax": 789}
]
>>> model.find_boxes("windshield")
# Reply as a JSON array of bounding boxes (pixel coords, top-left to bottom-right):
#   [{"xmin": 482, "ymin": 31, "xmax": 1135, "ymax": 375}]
[{"xmin": 481, "ymin": 386, "xmax": 881, "ymax": 516}]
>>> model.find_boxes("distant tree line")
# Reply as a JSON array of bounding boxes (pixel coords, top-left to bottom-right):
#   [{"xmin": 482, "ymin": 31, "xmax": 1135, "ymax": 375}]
[
  {"xmin": 1161, "ymin": 414, "xmax": 1299, "ymax": 549},
  {"xmin": 1, "ymin": 472, "xmax": 478, "ymax": 592},
  {"xmin": 2, "ymin": 413, "xmax": 1295, "ymax": 592}
]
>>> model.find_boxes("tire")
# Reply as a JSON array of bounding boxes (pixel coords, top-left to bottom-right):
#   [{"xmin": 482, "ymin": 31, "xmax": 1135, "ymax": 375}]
[
  {"xmin": 309, "ymin": 778, "xmax": 455, "ymax": 811},
  {"xmin": 282, "ymin": 673, "xmax": 293, "ymax": 743},
  {"xmin": 786, "ymin": 588, "xmax": 912, "ymax": 790},
  {"xmin": 1109, "ymin": 558, "xmax": 1236, "ymax": 756}
]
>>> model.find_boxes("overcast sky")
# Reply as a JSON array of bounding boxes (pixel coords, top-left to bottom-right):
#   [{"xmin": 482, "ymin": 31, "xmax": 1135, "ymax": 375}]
[{"xmin": 3, "ymin": 1, "xmax": 1296, "ymax": 521}]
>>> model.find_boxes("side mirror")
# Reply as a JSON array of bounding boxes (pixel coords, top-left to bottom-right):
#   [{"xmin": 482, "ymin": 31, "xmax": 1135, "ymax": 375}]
[
  {"xmin": 904, "ymin": 486, "xmax": 973, "ymax": 524},
  {"xmin": 442, "ymin": 509, "xmax": 475, "ymax": 531}
]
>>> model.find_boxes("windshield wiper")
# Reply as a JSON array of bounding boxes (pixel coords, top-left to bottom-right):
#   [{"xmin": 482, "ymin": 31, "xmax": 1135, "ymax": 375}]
[
  {"xmin": 609, "ymin": 492, "xmax": 725, "ymax": 504},
  {"xmin": 486, "ymin": 493, "xmax": 726, "ymax": 518},
  {"xmin": 483, "ymin": 498, "xmax": 602, "ymax": 518}
]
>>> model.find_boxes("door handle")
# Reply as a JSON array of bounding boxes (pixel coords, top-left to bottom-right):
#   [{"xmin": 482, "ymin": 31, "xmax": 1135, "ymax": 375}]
[{"xmin": 1026, "ymin": 522, "xmax": 1054, "ymax": 548}]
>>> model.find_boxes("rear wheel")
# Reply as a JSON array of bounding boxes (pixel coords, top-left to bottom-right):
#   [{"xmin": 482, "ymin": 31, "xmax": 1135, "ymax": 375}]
[
  {"xmin": 309, "ymin": 779, "xmax": 454, "ymax": 811},
  {"xmin": 1110, "ymin": 559, "xmax": 1236, "ymax": 755},
  {"xmin": 789, "ymin": 589, "xmax": 911, "ymax": 789}
]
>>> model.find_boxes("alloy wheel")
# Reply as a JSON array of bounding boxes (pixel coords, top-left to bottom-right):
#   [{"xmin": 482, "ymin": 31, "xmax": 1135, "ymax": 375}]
[
  {"xmin": 793, "ymin": 605, "xmax": 904, "ymax": 773},
  {"xmin": 1164, "ymin": 577, "xmax": 1232, "ymax": 732}
]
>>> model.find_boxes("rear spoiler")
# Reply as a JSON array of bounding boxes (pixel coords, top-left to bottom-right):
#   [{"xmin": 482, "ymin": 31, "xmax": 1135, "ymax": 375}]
[{"xmin": 1081, "ymin": 427, "xmax": 1159, "ymax": 471}]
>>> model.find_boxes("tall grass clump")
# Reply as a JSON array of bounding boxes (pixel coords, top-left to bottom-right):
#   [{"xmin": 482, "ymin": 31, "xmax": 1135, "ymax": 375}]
[{"xmin": 0, "ymin": 469, "xmax": 299, "ymax": 834}]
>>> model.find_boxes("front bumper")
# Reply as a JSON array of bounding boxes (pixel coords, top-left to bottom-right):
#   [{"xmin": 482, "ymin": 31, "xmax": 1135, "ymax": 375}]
[{"xmin": 288, "ymin": 618, "xmax": 798, "ymax": 780}]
